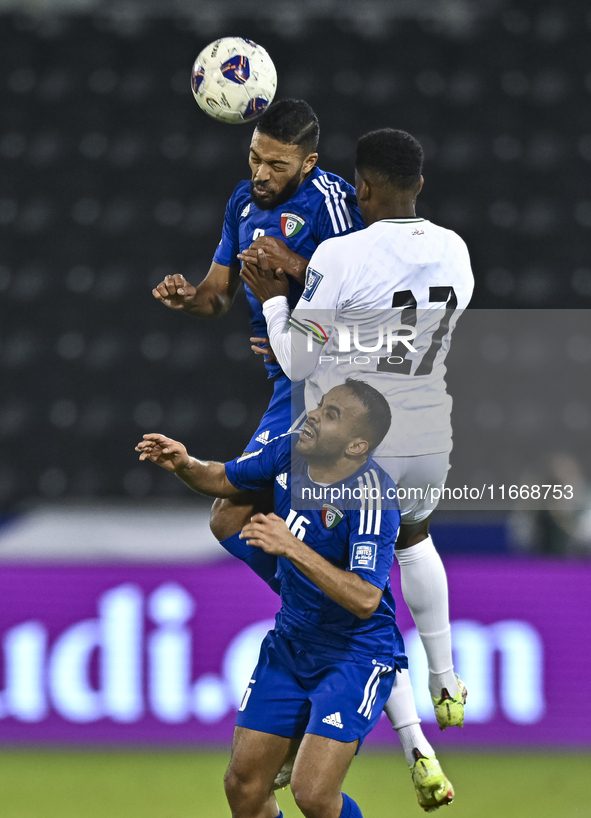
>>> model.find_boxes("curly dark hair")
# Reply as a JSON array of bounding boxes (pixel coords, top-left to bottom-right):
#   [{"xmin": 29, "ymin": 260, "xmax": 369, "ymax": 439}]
[{"xmin": 356, "ymin": 128, "xmax": 423, "ymax": 190}]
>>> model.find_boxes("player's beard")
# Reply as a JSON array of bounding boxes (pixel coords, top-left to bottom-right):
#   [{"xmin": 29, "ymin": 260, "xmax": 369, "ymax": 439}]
[
  {"xmin": 250, "ymin": 170, "xmax": 303, "ymax": 211},
  {"xmin": 296, "ymin": 432, "xmax": 341, "ymax": 466}
]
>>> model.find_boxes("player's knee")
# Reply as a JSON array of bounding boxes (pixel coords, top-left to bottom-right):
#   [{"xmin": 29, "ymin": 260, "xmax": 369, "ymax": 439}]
[
  {"xmin": 395, "ymin": 517, "xmax": 431, "ymax": 550},
  {"xmin": 223, "ymin": 765, "xmax": 242, "ymax": 807},
  {"xmin": 291, "ymin": 776, "xmax": 334, "ymax": 817},
  {"xmin": 223, "ymin": 763, "xmax": 265, "ymax": 812}
]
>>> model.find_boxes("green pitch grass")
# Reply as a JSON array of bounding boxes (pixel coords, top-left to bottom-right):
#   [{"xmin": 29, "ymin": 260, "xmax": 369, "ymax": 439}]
[{"xmin": 0, "ymin": 749, "xmax": 589, "ymax": 818}]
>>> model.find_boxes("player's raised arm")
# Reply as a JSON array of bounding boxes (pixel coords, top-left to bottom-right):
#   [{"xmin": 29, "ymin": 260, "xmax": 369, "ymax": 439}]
[
  {"xmin": 135, "ymin": 433, "xmax": 240, "ymax": 498},
  {"xmin": 152, "ymin": 262, "xmax": 241, "ymax": 319},
  {"xmin": 240, "ymin": 513, "xmax": 383, "ymax": 619}
]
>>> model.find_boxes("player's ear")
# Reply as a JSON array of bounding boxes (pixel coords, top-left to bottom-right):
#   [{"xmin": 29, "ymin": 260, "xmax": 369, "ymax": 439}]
[
  {"xmin": 354, "ymin": 170, "xmax": 370, "ymax": 203},
  {"xmin": 302, "ymin": 152, "xmax": 318, "ymax": 174},
  {"xmin": 346, "ymin": 438, "xmax": 369, "ymax": 457},
  {"xmin": 415, "ymin": 175, "xmax": 424, "ymax": 197}
]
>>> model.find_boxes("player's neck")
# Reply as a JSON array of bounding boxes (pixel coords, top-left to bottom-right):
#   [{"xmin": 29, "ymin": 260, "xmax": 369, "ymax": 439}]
[
  {"xmin": 299, "ymin": 166, "xmax": 315, "ymax": 187},
  {"xmin": 307, "ymin": 457, "xmax": 368, "ymax": 485},
  {"xmin": 368, "ymin": 201, "xmax": 417, "ymax": 224},
  {"xmin": 363, "ymin": 189, "xmax": 418, "ymax": 225}
]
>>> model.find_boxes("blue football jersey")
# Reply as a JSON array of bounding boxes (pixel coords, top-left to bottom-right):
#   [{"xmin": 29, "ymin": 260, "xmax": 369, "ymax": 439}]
[
  {"xmin": 213, "ymin": 167, "xmax": 364, "ymax": 378},
  {"xmin": 225, "ymin": 434, "xmax": 407, "ymax": 667}
]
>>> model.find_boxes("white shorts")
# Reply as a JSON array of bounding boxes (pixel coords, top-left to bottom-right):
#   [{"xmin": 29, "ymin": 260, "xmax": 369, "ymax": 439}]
[{"xmin": 373, "ymin": 452, "xmax": 451, "ymax": 524}]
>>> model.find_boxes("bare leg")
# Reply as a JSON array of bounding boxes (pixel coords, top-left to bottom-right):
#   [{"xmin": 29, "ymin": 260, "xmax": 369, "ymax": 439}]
[
  {"xmin": 224, "ymin": 726, "xmax": 298, "ymax": 818},
  {"xmin": 395, "ymin": 515, "xmax": 431, "ymax": 551},
  {"xmin": 290, "ymin": 733, "xmax": 359, "ymax": 818}
]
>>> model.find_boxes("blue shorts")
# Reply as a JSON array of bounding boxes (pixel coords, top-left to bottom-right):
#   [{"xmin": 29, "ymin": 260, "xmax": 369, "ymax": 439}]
[
  {"xmin": 244, "ymin": 376, "xmax": 306, "ymax": 453},
  {"xmin": 236, "ymin": 630, "xmax": 395, "ymax": 748}
]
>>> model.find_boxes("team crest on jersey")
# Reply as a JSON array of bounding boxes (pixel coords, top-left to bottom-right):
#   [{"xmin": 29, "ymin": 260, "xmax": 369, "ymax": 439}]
[
  {"xmin": 321, "ymin": 503, "xmax": 344, "ymax": 529},
  {"xmin": 280, "ymin": 212, "xmax": 305, "ymax": 238}
]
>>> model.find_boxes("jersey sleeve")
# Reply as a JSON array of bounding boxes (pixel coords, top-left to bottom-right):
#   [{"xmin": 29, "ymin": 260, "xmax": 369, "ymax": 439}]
[
  {"xmin": 212, "ymin": 186, "xmax": 242, "ymax": 268},
  {"xmin": 311, "ymin": 177, "xmax": 365, "ymax": 244},
  {"xmin": 224, "ymin": 436, "xmax": 283, "ymax": 491},
  {"xmin": 275, "ymin": 237, "xmax": 351, "ymax": 381},
  {"xmin": 346, "ymin": 507, "xmax": 399, "ymax": 591},
  {"xmin": 295, "ymin": 236, "xmax": 348, "ymax": 310}
]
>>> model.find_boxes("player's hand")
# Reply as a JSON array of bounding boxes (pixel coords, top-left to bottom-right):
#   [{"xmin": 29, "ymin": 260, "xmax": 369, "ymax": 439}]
[
  {"xmin": 238, "ymin": 250, "xmax": 263, "ymax": 279},
  {"xmin": 135, "ymin": 433, "xmax": 190, "ymax": 472},
  {"xmin": 152, "ymin": 274, "xmax": 198, "ymax": 311},
  {"xmin": 248, "ymin": 236, "xmax": 308, "ymax": 284},
  {"xmin": 238, "ymin": 248, "xmax": 289, "ymax": 303},
  {"xmin": 250, "ymin": 336, "xmax": 277, "ymax": 364},
  {"xmin": 239, "ymin": 513, "xmax": 299, "ymax": 556}
]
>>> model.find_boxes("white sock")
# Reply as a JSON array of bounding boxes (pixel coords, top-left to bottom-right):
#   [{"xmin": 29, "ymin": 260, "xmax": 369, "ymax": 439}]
[
  {"xmin": 383, "ymin": 669, "xmax": 434, "ymax": 765},
  {"xmin": 396, "ymin": 536, "xmax": 459, "ymax": 699},
  {"xmin": 397, "ymin": 725, "xmax": 435, "ymax": 766}
]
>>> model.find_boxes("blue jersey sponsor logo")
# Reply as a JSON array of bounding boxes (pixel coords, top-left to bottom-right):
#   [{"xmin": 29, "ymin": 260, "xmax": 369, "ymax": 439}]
[
  {"xmin": 301, "ymin": 267, "xmax": 323, "ymax": 302},
  {"xmin": 351, "ymin": 541, "xmax": 377, "ymax": 571}
]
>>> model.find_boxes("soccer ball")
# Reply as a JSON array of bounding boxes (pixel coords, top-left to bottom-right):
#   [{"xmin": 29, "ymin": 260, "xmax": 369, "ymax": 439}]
[{"xmin": 191, "ymin": 37, "xmax": 277, "ymax": 125}]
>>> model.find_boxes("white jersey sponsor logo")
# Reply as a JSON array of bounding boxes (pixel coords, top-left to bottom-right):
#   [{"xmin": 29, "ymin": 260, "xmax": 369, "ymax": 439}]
[
  {"xmin": 255, "ymin": 430, "xmax": 270, "ymax": 445},
  {"xmin": 322, "ymin": 711, "xmax": 343, "ymax": 728},
  {"xmin": 276, "ymin": 473, "xmax": 288, "ymax": 490}
]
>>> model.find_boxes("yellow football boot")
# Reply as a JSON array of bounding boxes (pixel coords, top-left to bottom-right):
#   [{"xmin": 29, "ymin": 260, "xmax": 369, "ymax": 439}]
[
  {"xmin": 410, "ymin": 749, "xmax": 454, "ymax": 812},
  {"xmin": 432, "ymin": 675, "xmax": 467, "ymax": 730}
]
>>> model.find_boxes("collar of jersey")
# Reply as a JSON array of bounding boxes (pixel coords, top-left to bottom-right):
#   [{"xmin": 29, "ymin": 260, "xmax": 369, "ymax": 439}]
[
  {"xmin": 380, "ymin": 218, "xmax": 426, "ymax": 224},
  {"xmin": 300, "ymin": 165, "xmax": 324, "ymax": 191}
]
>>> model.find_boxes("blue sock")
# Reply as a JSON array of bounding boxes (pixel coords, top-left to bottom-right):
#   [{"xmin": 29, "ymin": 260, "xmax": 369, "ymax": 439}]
[
  {"xmin": 220, "ymin": 532, "xmax": 280, "ymax": 594},
  {"xmin": 340, "ymin": 793, "xmax": 363, "ymax": 818},
  {"xmin": 274, "ymin": 813, "xmax": 284, "ymax": 818}
]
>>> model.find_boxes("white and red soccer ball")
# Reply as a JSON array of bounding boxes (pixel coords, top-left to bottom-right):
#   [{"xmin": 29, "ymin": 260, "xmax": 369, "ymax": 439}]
[{"xmin": 191, "ymin": 37, "xmax": 277, "ymax": 125}]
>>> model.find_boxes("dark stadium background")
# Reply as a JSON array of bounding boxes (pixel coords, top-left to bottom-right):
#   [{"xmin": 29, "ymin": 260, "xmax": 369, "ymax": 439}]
[
  {"xmin": 2, "ymin": 0, "xmax": 590, "ymax": 507},
  {"xmin": 0, "ymin": 2, "xmax": 590, "ymax": 817}
]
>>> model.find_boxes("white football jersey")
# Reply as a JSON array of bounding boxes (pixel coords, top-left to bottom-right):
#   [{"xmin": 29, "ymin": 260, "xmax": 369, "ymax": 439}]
[{"xmin": 292, "ymin": 217, "xmax": 474, "ymax": 456}]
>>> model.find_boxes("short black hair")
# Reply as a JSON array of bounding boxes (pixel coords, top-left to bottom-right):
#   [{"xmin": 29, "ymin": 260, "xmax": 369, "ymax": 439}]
[
  {"xmin": 255, "ymin": 98, "xmax": 319, "ymax": 154},
  {"xmin": 356, "ymin": 128, "xmax": 423, "ymax": 190},
  {"xmin": 344, "ymin": 378, "xmax": 392, "ymax": 452}
]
